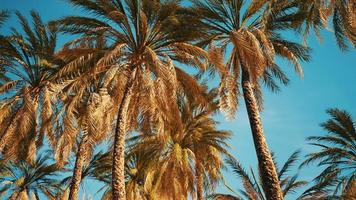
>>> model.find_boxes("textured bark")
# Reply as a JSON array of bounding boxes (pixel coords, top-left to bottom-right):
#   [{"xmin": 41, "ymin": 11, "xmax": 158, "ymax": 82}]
[
  {"xmin": 241, "ymin": 69, "xmax": 283, "ymax": 200},
  {"xmin": 196, "ymin": 161, "xmax": 204, "ymax": 200},
  {"xmin": 68, "ymin": 134, "xmax": 89, "ymax": 200},
  {"xmin": 112, "ymin": 68, "xmax": 137, "ymax": 200}
]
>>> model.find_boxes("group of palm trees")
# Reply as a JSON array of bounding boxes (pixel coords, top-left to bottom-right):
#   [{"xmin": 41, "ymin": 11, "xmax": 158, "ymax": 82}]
[{"xmin": 0, "ymin": 0, "xmax": 354, "ymax": 200}]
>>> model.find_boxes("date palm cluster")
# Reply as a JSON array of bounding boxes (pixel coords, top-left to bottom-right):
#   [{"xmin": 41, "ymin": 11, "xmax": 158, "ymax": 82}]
[{"xmin": 0, "ymin": 1, "xmax": 355, "ymax": 200}]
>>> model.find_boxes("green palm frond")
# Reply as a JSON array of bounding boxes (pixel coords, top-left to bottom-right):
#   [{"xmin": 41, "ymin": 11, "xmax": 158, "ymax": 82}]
[
  {"xmin": 78, "ymin": 88, "xmax": 231, "ymax": 200},
  {"xmin": 279, "ymin": 150, "xmax": 301, "ymax": 180},
  {"xmin": 190, "ymin": 0, "xmax": 311, "ymax": 117},
  {"xmin": 0, "ymin": 153, "xmax": 63, "ymax": 199},
  {"xmin": 214, "ymin": 150, "xmax": 319, "ymax": 200},
  {"xmin": 302, "ymin": 108, "xmax": 356, "ymax": 198},
  {"xmin": 0, "ymin": 10, "xmax": 10, "ymax": 28}
]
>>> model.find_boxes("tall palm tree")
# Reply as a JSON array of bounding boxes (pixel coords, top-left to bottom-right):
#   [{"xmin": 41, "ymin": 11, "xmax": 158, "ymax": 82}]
[
  {"xmin": 66, "ymin": 89, "xmax": 114, "ymax": 200},
  {"xmin": 0, "ymin": 153, "xmax": 62, "ymax": 200},
  {"xmin": 59, "ymin": 148, "xmax": 112, "ymax": 200},
  {"xmin": 210, "ymin": 150, "xmax": 327, "ymax": 200},
  {"xmin": 79, "ymin": 89, "xmax": 231, "ymax": 200},
  {"xmin": 55, "ymin": 1, "xmax": 208, "ymax": 199},
  {"xmin": 0, "ymin": 11, "xmax": 61, "ymax": 162},
  {"xmin": 179, "ymin": 90, "xmax": 232, "ymax": 200},
  {"xmin": 301, "ymin": 108, "xmax": 356, "ymax": 199},
  {"xmin": 48, "ymin": 34, "xmax": 117, "ymax": 199},
  {"xmin": 294, "ymin": 0, "xmax": 356, "ymax": 50},
  {"xmin": 191, "ymin": 1, "xmax": 310, "ymax": 199}
]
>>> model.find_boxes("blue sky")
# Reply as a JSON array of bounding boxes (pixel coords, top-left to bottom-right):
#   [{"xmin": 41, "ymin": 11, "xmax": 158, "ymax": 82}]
[{"xmin": 1, "ymin": 0, "xmax": 355, "ymax": 199}]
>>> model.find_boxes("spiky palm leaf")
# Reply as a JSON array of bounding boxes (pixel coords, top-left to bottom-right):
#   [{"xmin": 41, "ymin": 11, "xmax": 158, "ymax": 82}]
[
  {"xmin": 60, "ymin": 150, "xmax": 111, "ymax": 186},
  {"xmin": 54, "ymin": 0, "xmax": 209, "ymax": 129},
  {"xmin": 294, "ymin": 0, "xmax": 356, "ymax": 50},
  {"xmin": 190, "ymin": 0, "xmax": 310, "ymax": 118},
  {"xmin": 67, "ymin": 150, "xmax": 151, "ymax": 200},
  {"xmin": 0, "ymin": 11, "xmax": 61, "ymax": 162},
  {"xmin": 191, "ymin": 1, "xmax": 310, "ymax": 199},
  {"xmin": 80, "ymin": 89, "xmax": 231, "ymax": 200},
  {"xmin": 0, "ymin": 10, "xmax": 11, "ymax": 84},
  {"xmin": 301, "ymin": 108, "xmax": 356, "ymax": 199},
  {"xmin": 0, "ymin": 153, "xmax": 62, "ymax": 200},
  {"xmin": 54, "ymin": 1, "xmax": 210, "ymax": 198},
  {"xmin": 128, "ymin": 89, "xmax": 232, "ymax": 200},
  {"xmin": 209, "ymin": 150, "xmax": 324, "ymax": 200},
  {"xmin": 0, "ymin": 10, "xmax": 9, "ymax": 27}
]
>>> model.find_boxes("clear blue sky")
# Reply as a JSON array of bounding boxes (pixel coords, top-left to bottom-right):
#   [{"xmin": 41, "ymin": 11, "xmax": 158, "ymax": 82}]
[{"xmin": 1, "ymin": 1, "xmax": 355, "ymax": 199}]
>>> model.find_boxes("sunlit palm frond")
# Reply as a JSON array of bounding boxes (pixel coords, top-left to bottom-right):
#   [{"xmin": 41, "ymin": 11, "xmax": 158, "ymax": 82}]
[
  {"xmin": 294, "ymin": 0, "xmax": 356, "ymax": 50},
  {"xmin": 191, "ymin": 0, "xmax": 310, "ymax": 115},
  {"xmin": 0, "ymin": 11, "xmax": 61, "ymax": 162}
]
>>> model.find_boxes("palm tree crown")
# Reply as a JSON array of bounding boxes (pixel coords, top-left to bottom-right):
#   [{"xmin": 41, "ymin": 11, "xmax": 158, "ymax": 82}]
[
  {"xmin": 190, "ymin": 1, "xmax": 310, "ymax": 199},
  {"xmin": 55, "ymin": 1, "xmax": 209, "ymax": 199},
  {"xmin": 130, "ymin": 90, "xmax": 232, "ymax": 200},
  {"xmin": 0, "ymin": 153, "xmax": 62, "ymax": 200},
  {"xmin": 0, "ymin": 11, "xmax": 60, "ymax": 162},
  {"xmin": 294, "ymin": 0, "xmax": 356, "ymax": 50},
  {"xmin": 191, "ymin": 0, "xmax": 310, "ymax": 116}
]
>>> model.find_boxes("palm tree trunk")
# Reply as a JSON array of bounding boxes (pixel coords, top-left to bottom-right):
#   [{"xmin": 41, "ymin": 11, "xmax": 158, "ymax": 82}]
[
  {"xmin": 196, "ymin": 161, "xmax": 204, "ymax": 200},
  {"xmin": 8, "ymin": 192, "xmax": 18, "ymax": 200},
  {"xmin": 241, "ymin": 68, "xmax": 283, "ymax": 200},
  {"xmin": 112, "ymin": 68, "xmax": 137, "ymax": 200},
  {"xmin": 68, "ymin": 134, "xmax": 89, "ymax": 200}
]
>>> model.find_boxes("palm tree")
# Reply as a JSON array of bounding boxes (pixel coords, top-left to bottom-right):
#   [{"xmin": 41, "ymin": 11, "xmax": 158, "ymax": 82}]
[
  {"xmin": 179, "ymin": 90, "xmax": 232, "ymax": 200},
  {"xmin": 59, "ymin": 148, "xmax": 112, "ymax": 200},
  {"xmin": 76, "ymin": 150, "xmax": 153, "ymax": 200},
  {"xmin": 66, "ymin": 89, "xmax": 114, "ymax": 200},
  {"xmin": 301, "ymin": 108, "xmax": 356, "ymax": 198},
  {"xmin": 45, "ymin": 33, "xmax": 117, "ymax": 199},
  {"xmin": 51, "ymin": 44, "xmax": 116, "ymax": 198},
  {"xmin": 0, "ymin": 153, "xmax": 62, "ymax": 200},
  {"xmin": 77, "ymin": 89, "xmax": 231, "ymax": 200},
  {"xmin": 63, "ymin": 150, "xmax": 151, "ymax": 200},
  {"xmin": 294, "ymin": 0, "xmax": 356, "ymax": 50},
  {"xmin": 0, "ymin": 11, "xmax": 61, "ymax": 162},
  {"xmin": 210, "ymin": 150, "xmax": 326, "ymax": 200},
  {"xmin": 190, "ymin": 1, "xmax": 310, "ymax": 199},
  {"xmin": 129, "ymin": 89, "xmax": 231, "ymax": 200},
  {"xmin": 55, "ymin": 1, "xmax": 208, "ymax": 199}
]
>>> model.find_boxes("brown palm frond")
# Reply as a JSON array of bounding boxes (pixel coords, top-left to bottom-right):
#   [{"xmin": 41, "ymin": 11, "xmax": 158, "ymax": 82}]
[
  {"xmin": 219, "ymin": 74, "xmax": 238, "ymax": 120},
  {"xmin": 0, "ymin": 80, "xmax": 20, "ymax": 94},
  {"xmin": 208, "ymin": 46, "xmax": 228, "ymax": 77}
]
